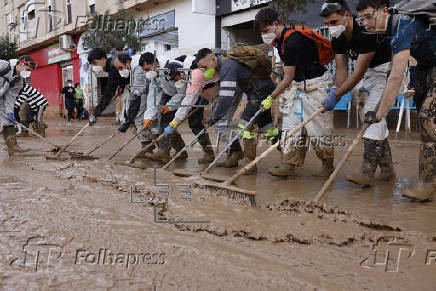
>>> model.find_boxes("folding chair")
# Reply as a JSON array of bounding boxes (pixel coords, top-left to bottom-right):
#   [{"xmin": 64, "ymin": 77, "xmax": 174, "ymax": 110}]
[{"xmin": 334, "ymin": 92, "xmax": 352, "ymax": 128}]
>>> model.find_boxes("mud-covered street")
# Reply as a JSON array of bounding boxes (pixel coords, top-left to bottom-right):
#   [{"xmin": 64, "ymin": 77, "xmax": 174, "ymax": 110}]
[{"xmin": 0, "ymin": 118, "xmax": 434, "ymax": 290}]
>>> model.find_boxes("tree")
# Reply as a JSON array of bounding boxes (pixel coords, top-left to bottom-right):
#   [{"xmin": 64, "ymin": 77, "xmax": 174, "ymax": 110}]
[
  {"xmin": 0, "ymin": 35, "xmax": 18, "ymax": 60},
  {"xmin": 271, "ymin": 0, "xmax": 315, "ymax": 25},
  {"xmin": 81, "ymin": 10, "xmax": 144, "ymax": 54}
]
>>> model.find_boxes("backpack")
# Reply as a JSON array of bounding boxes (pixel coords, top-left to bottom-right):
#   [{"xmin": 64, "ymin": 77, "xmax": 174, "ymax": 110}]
[
  {"xmin": 221, "ymin": 44, "xmax": 272, "ymax": 79},
  {"xmin": 389, "ymin": 0, "xmax": 436, "ymax": 29},
  {"xmin": 273, "ymin": 25, "xmax": 335, "ymax": 65}
]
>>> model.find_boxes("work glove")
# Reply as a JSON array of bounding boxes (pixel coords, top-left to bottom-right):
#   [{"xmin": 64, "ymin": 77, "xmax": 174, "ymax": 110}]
[
  {"xmin": 143, "ymin": 119, "xmax": 153, "ymax": 129},
  {"xmin": 88, "ymin": 114, "xmax": 96, "ymax": 126},
  {"xmin": 263, "ymin": 127, "xmax": 279, "ymax": 141},
  {"xmin": 364, "ymin": 111, "xmax": 378, "ymax": 124},
  {"xmin": 261, "ymin": 95, "xmax": 274, "ymax": 111},
  {"xmin": 160, "ymin": 106, "xmax": 170, "ymax": 115},
  {"xmin": 238, "ymin": 123, "xmax": 255, "ymax": 140},
  {"xmin": 118, "ymin": 122, "xmax": 130, "ymax": 133},
  {"xmin": 321, "ymin": 87, "xmax": 338, "ymax": 112},
  {"xmin": 164, "ymin": 121, "xmax": 178, "ymax": 137},
  {"xmin": 6, "ymin": 112, "xmax": 15, "ymax": 122}
]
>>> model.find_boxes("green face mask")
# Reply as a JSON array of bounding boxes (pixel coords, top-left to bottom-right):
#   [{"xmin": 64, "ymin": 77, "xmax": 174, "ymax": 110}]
[{"xmin": 203, "ymin": 68, "xmax": 216, "ymax": 79}]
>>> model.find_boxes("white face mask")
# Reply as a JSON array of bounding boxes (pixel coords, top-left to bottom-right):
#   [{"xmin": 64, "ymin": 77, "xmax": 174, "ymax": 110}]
[
  {"xmin": 262, "ymin": 32, "xmax": 277, "ymax": 44},
  {"xmin": 92, "ymin": 65, "xmax": 103, "ymax": 72},
  {"xmin": 174, "ymin": 80, "xmax": 185, "ymax": 89},
  {"xmin": 20, "ymin": 70, "xmax": 31, "ymax": 78},
  {"xmin": 329, "ymin": 24, "xmax": 346, "ymax": 38},
  {"xmin": 145, "ymin": 71, "xmax": 157, "ymax": 80},
  {"xmin": 119, "ymin": 69, "xmax": 130, "ymax": 78}
]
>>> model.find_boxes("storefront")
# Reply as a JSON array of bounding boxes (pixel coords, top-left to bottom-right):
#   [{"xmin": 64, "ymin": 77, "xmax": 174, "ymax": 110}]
[{"xmin": 27, "ymin": 36, "xmax": 81, "ymax": 117}]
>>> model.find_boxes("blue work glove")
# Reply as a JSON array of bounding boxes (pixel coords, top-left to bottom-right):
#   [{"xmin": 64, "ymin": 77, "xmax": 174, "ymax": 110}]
[
  {"xmin": 321, "ymin": 87, "xmax": 338, "ymax": 112},
  {"xmin": 6, "ymin": 113, "xmax": 15, "ymax": 122},
  {"xmin": 164, "ymin": 121, "xmax": 177, "ymax": 136}
]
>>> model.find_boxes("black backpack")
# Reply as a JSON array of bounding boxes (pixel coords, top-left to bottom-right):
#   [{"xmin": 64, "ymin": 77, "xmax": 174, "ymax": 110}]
[{"xmin": 389, "ymin": 0, "xmax": 436, "ymax": 30}]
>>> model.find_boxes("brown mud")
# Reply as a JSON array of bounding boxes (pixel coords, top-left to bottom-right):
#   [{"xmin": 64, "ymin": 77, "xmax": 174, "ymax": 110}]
[{"xmin": 0, "ymin": 118, "xmax": 435, "ymax": 290}]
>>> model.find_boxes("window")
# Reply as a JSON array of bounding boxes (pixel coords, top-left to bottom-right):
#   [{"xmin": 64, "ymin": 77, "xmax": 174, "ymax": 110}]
[
  {"xmin": 66, "ymin": 0, "xmax": 72, "ymax": 24},
  {"xmin": 164, "ymin": 44, "xmax": 171, "ymax": 51}
]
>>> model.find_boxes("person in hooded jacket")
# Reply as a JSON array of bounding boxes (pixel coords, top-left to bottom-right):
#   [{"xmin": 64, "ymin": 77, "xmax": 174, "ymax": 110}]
[{"xmin": 0, "ymin": 55, "xmax": 36, "ymax": 156}]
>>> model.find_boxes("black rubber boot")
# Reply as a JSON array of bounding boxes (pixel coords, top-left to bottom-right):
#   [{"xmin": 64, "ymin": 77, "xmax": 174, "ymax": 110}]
[{"xmin": 197, "ymin": 132, "xmax": 215, "ymax": 164}]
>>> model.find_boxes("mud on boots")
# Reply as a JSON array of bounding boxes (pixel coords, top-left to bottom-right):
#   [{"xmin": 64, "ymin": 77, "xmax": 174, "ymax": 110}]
[
  {"xmin": 170, "ymin": 131, "xmax": 188, "ymax": 160},
  {"xmin": 145, "ymin": 135, "xmax": 170, "ymax": 164},
  {"xmin": 216, "ymin": 140, "xmax": 244, "ymax": 168},
  {"xmin": 3, "ymin": 125, "xmax": 30, "ymax": 156},
  {"xmin": 197, "ymin": 132, "xmax": 215, "ymax": 164},
  {"xmin": 346, "ymin": 138, "xmax": 392, "ymax": 187}
]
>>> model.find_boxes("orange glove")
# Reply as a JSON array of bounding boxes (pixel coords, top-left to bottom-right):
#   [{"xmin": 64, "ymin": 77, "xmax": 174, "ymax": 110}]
[
  {"xmin": 160, "ymin": 106, "xmax": 170, "ymax": 115},
  {"xmin": 143, "ymin": 119, "xmax": 152, "ymax": 129}
]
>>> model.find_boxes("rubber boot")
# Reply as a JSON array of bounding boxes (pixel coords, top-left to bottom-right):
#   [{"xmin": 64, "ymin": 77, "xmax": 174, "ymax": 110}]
[
  {"xmin": 197, "ymin": 132, "xmax": 215, "ymax": 164},
  {"xmin": 170, "ymin": 132, "xmax": 188, "ymax": 160},
  {"xmin": 378, "ymin": 139, "xmax": 396, "ymax": 181},
  {"xmin": 216, "ymin": 140, "xmax": 244, "ymax": 168},
  {"xmin": 402, "ymin": 182, "xmax": 435, "ymax": 201},
  {"xmin": 3, "ymin": 126, "xmax": 30, "ymax": 156},
  {"xmin": 243, "ymin": 138, "xmax": 257, "ymax": 174},
  {"xmin": 145, "ymin": 149, "xmax": 170, "ymax": 163},
  {"xmin": 268, "ymin": 162, "xmax": 295, "ymax": 177},
  {"xmin": 345, "ymin": 138, "xmax": 377, "ymax": 187},
  {"xmin": 313, "ymin": 158, "xmax": 335, "ymax": 177},
  {"xmin": 18, "ymin": 128, "xmax": 29, "ymax": 137}
]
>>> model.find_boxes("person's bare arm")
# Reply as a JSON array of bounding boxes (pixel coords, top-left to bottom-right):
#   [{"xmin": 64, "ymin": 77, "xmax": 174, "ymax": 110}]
[
  {"xmin": 376, "ymin": 49, "xmax": 409, "ymax": 120},
  {"xmin": 333, "ymin": 54, "xmax": 348, "ymax": 88},
  {"xmin": 336, "ymin": 52, "xmax": 375, "ymax": 97},
  {"xmin": 271, "ymin": 66, "xmax": 295, "ymax": 99}
]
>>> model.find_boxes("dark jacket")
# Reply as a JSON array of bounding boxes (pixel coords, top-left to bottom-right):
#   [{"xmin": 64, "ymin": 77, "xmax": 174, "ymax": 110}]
[{"xmin": 93, "ymin": 58, "xmax": 129, "ymax": 117}]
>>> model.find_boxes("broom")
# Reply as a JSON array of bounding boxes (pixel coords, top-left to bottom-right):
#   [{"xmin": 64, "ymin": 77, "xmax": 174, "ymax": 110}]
[{"xmin": 192, "ymin": 107, "xmax": 325, "ymax": 205}]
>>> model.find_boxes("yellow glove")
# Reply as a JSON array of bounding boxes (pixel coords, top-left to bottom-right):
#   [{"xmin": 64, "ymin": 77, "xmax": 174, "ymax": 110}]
[{"xmin": 261, "ymin": 95, "xmax": 274, "ymax": 111}]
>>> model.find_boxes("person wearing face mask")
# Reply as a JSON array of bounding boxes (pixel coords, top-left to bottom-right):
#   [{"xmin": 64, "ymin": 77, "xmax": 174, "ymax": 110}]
[
  {"xmin": 87, "ymin": 48, "xmax": 130, "ymax": 126},
  {"xmin": 320, "ymin": 0, "xmax": 394, "ymax": 187},
  {"xmin": 0, "ymin": 55, "xmax": 36, "ymax": 156},
  {"xmin": 164, "ymin": 60, "xmax": 221, "ymax": 164},
  {"xmin": 356, "ymin": 0, "xmax": 436, "ymax": 200},
  {"xmin": 118, "ymin": 52, "xmax": 159, "ymax": 155},
  {"xmin": 60, "ymin": 80, "xmax": 76, "ymax": 122},
  {"xmin": 113, "ymin": 53, "xmax": 132, "ymax": 126},
  {"xmin": 254, "ymin": 8, "xmax": 335, "ymax": 178},
  {"xmin": 15, "ymin": 84, "xmax": 49, "ymax": 137},
  {"xmin": 143, "ymin": 58, "xmax": 189, "ymax": 163},
  {"xmin": 195, "ymin": 47, "xmax": 276, "ymax": 173}
]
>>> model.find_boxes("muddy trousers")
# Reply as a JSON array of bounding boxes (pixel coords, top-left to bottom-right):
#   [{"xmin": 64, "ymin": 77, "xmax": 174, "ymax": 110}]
[
  {"xmin": 157, "ymin": 110, "xmax": 185, "ymax": 152},
  {"xmin": 361, "ymin": 138, "xmax": 394, "ymax": 177},
  {"xmin": 416, "ymin": 65, "xmax": 436, "ymax": 184},
  {"xmin": 188, "ymin": 98, "xmax": 213, "ymax": 152}
]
